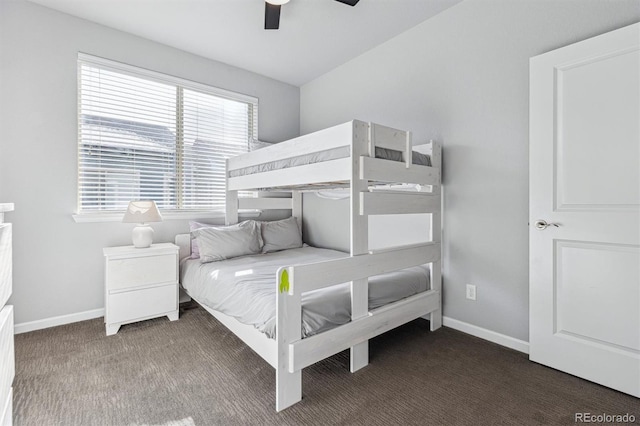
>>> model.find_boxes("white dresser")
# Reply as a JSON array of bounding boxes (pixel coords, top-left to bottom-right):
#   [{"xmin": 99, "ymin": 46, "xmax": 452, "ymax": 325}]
[
  {"xmin": 103, "ymin": 243, "xmax": 179, "ymax": 336},
  {"xmin": 0, "ymin": 203, "xmax": 14, "ymax": 426}
]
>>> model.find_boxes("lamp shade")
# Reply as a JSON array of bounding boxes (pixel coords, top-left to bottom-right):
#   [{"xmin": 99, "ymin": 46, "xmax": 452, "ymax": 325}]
[{"xmin": 122, "ymin": 200, "xmax": 162, "ymax": 224}]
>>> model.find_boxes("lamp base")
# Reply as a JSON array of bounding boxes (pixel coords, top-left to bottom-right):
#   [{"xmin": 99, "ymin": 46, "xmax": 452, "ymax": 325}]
[{"xmin": 132, "ymin": 224, "xmax": 154, "ymax": 248}]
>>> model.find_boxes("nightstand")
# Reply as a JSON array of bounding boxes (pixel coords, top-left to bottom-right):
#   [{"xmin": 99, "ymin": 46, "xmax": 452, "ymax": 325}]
[{"xmin": 103, "ymin": 243, "xmax": 179, "ymax": 336}]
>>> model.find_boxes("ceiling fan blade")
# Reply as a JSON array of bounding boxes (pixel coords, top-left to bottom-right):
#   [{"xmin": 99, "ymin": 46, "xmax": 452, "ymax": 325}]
[
  {"xmin": 265, "ymin": 3, "xmax": 281, "ymax": 30},
  {"xmin": 335, "ymin": 0, "xmax": 360, "ymax": 6}
]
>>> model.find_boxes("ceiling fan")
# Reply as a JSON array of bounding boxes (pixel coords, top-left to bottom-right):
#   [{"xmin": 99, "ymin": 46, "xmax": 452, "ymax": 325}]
[{"xmin": 265, "ymin": 0, "xmax": 360, "ymax": 30}]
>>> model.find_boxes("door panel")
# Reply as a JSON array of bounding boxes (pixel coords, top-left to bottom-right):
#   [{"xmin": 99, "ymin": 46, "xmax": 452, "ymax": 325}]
[
  {"xmin": 556, "ymin": 240, "xmax": 639, "ymax": 351},
  {"xmin": 557, "ymin": 49, "xmax": 640, "ymax": 210},
  {"xmin": 530, "ymin": 23, "xmax": 640, "ymax": 397}
]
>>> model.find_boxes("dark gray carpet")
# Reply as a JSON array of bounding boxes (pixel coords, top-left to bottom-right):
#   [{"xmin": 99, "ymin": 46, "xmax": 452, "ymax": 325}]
[{"xmin": 13, "ymin": 302, "xmax": 639, "ymax": 426}]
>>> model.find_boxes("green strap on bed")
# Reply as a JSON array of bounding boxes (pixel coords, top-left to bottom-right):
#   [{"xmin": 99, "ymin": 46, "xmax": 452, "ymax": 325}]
[{"xmin": 279, "ymin": 269, "xmax": 290, "ymax": 294}]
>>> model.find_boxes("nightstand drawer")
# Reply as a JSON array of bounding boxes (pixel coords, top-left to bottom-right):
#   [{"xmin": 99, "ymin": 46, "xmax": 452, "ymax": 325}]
[
  {"xmin": 107, "ymin": 254, "xmax": 176, "ymax": 291},
  {"xmin": 108, "ymin": 284, "xmax": 176, "ymax": 324},
  {"xmin": 0, "ymin": 305, "xmax": 14, "ymax": 416}
]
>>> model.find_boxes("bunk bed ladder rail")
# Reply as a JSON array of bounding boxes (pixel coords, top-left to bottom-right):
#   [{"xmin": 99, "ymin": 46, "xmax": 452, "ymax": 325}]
[
  {"xmin": 361, "ymin": 137, "xmax": 443, "ymax": 332},
  {"xmin": 428, "ymin": 141, "xmax": 442, "ymax": 331}
]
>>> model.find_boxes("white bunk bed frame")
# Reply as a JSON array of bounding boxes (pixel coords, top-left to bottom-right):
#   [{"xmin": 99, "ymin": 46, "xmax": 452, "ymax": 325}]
[{"xmin": 176, "ymin": 120, "xmax": 442, "ymax": 411}]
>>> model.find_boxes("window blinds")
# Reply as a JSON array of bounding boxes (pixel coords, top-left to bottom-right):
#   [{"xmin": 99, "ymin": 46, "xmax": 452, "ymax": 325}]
[{"xmin": 77, "ymin": 54, "xmax": 257, "ymax": 213}]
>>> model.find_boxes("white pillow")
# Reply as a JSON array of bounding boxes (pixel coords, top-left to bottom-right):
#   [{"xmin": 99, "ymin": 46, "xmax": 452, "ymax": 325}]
[
  {"xmin": 193, "ymin": 220, "xmax": 263, "ymax": 263},
  {"xmin": 261, "ymin": 217, "xmax": 303, "ymax": 253},
  {"xmin": 188, "ymin": 220, "xmax": 214, "ymax": 259}
]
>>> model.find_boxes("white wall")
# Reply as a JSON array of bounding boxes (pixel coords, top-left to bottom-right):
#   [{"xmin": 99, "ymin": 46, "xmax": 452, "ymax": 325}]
[
  {"xmin": 0, "ymin": 0, "xmax": 300, "ymax": 325},
  {"xmin": 300, "ymin": 0, "xmax": 640, "ymax": 341}
]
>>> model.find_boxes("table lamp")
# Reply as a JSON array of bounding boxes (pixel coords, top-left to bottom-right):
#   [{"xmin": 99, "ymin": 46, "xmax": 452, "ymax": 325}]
[{"xmin": 122, "ymin": 200, "xmax": 163, "ymax": 248}]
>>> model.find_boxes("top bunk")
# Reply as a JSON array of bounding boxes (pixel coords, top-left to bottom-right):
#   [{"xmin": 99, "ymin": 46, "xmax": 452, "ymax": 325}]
[{"xmin": 226, "ymin": 120, "xmax": 441, "ymax": 192}]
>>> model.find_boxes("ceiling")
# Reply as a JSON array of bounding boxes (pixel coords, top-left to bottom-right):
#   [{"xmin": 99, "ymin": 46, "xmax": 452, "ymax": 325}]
[{"xmin": 27, "ymin": 0, "xmax": 462, "ymax": 86}]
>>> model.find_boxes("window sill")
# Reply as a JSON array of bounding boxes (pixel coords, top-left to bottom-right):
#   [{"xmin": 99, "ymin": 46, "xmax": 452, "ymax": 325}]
[{"xmin": 72, "ymin": 209, "xmax": 262, "ymax": 223}]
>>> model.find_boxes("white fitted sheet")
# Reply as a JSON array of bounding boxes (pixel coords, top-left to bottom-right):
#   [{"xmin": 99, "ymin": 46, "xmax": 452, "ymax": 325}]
[{"xmin": 180, "ymin": 246, "xmax": 429, "ymax": 339}]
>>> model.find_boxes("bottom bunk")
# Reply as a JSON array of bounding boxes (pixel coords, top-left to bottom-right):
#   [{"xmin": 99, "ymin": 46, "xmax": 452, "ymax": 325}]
[
  {"xmin": 180, "ymin": 246, "xmax": 430, "ymax": 339},
  {"xmin": 175, "ymin": 232, "xmax": 440, "ymax": 411}
]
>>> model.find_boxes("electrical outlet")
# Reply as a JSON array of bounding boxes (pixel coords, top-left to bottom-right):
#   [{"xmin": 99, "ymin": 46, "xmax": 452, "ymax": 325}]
[{"xmin": 466, "ymin": 284, "xmax": 476, "ymax": 301}]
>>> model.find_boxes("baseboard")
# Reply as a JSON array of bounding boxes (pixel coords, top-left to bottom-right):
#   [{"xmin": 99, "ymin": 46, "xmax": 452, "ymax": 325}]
[
  {"xmin": 14, "ymin": 308, "xmax": 105, "ymax": 334},
  {"xmin": 443, "ymin": 316, "xmax": 529, "ymax": 354},
  {"xmin": 12, "ymin": 308, "xmax": 530, "ymax": 356},
  {"xmin": 15, "ymin": 294, "xmax": 191, "ymax": 334}
]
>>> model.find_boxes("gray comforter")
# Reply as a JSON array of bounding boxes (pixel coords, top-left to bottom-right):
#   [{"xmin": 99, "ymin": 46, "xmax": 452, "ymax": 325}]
[{"xmin": 180, "ymin": 246, "xmax": 429, "ymax": 339}]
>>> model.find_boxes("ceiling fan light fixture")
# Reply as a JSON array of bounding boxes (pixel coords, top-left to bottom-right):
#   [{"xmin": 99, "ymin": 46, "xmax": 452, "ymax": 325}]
[{"xmin": 264, "ymin": 0, "xmax": 359, "ymax": 31}]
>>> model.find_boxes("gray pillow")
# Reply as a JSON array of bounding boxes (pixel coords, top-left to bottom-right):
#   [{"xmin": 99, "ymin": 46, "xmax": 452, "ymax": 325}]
[
  {"xmin": 261, "ymin": 217, "xmax": 303, "ymax": 253},
  {"xmin": 193, "ymin": 220, "xmax": 263, "ymax": 263}
]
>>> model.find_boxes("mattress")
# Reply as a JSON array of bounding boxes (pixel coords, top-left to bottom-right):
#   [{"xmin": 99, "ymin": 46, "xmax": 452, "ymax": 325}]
[
  {"xmin": 180, "ymin": 246, "xmax": 429, "ymax": 339},
  {"xmin": 229, "ymin": 146, "xmax": 431, "ymax": 178}
]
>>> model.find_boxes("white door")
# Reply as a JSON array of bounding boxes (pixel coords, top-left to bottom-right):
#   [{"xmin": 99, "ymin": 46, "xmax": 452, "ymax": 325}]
[{"xmin": 530, "ymin": 23, "xmax": 640, "ymax": 397}]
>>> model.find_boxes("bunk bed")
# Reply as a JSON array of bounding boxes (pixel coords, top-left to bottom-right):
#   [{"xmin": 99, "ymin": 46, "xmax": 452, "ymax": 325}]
[{"xmin": 175, "ymin": 120, "xmax": 442, "ymax": 411}]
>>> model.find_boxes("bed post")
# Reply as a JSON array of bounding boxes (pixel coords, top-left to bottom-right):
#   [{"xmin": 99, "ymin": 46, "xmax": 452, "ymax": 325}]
[
  {"xmin": 349, "ymin": 120, "xmax": 370, "ymax": 372},
  {"xmin": 429, "ymin": 141, "xmax": 442, "ymax": 331},
  {"xmin": 292, "ymin": 191, "xmax": 302, "ymax": 236},
  {"xmin": 225, "ymin": 158, "xmax": 238, "ymax": 225},
  {"xmin": 276, "ymin": 267, "xmax": 302, "ymax": 411},
  {"xmin": 404, "ymin": 131, "xmax": 412, "ymax": 168}
]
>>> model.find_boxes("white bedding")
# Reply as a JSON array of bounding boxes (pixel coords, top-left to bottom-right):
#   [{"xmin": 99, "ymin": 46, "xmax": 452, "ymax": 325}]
[{"xmin": 180, "ymin": 246, "xmax": 429, "ymax": 339}]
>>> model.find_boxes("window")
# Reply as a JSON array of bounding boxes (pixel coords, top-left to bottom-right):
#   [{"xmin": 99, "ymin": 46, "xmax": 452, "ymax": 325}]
[{"xmin": 77, "ymin": 54, "xmax": 258, "ymax": 214}]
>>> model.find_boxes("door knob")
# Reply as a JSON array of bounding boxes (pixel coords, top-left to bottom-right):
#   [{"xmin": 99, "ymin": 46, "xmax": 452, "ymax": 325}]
[{"xmin": 534, "ymin": 220, "xmax": 560, "ymax": 230}]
